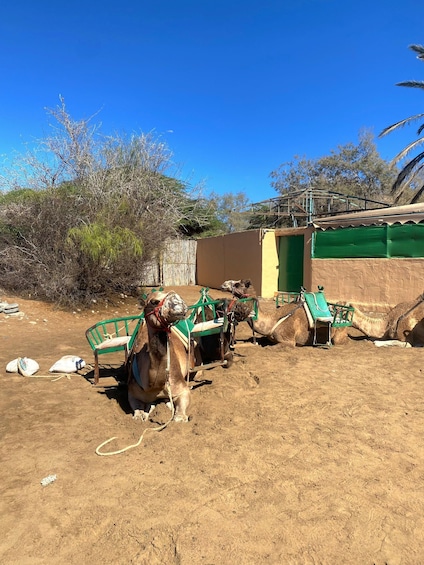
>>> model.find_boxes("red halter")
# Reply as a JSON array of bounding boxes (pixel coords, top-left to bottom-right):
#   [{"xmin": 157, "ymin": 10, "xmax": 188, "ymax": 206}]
[{"xmin": 145, "ymin": 296, "xmax": 172, "ymax": 333}]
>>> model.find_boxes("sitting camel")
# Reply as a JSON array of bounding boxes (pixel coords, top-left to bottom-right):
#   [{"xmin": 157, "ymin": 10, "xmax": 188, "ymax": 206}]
[
  {"xmin": 351, "ymin": 293, "xmax": 424, "ymax": 346},
  {"xmin": 220, "ymin": 279, "xmax": 348, "ymax": 347},
  {"xmin": 128, "ymin": 289, "xmax": 198, "ymax": 422}
]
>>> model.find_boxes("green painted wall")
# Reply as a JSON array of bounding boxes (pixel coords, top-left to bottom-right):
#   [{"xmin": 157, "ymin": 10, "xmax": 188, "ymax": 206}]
[{"xmin": 313, "ymin": 224, "xmax": 424, "ymax": 259}]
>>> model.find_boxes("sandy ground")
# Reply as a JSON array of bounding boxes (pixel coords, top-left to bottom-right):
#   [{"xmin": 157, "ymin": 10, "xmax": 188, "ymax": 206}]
[{"xmin": 1, "ymin": 285, "xmax": 424, "ymax": 565}]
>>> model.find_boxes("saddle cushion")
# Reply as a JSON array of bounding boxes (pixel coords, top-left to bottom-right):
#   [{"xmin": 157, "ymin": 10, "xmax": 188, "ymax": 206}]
[
  {"xmin": 94, "ymin": 335, "xmax": 132, "ymax": 350},
  {"xmin": 303, "ymin": 292, "xmax": 333, "ymax": 326}
]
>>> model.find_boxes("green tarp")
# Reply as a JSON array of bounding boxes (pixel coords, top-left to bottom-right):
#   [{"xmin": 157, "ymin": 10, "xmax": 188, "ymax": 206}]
[{"xmin": 313, "ymin": 224, "xmax": 424, "ymax": 258}]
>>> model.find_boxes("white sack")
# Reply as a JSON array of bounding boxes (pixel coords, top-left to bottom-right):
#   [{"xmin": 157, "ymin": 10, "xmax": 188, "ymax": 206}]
[
  {"xmin": 49, "ymin": 355, "xmax": 86, "ymax": 373},
  {"xmin": 6, "ymin": 357, "xmax": 40, "ymax": 376}
]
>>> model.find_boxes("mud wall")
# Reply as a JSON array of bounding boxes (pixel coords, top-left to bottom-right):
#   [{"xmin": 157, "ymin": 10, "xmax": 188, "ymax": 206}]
[{"xmin": 310, "ymin": 258, "xmax": 424, "ymax": 310}]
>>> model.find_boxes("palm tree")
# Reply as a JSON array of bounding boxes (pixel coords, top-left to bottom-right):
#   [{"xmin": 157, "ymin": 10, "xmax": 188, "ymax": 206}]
[{"xmin": 379, "ymin": 44, "xmax": 424, "ymax": 204}]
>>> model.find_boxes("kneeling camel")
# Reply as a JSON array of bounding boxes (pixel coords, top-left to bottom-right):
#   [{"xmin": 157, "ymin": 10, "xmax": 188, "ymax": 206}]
[
  {"xmin": 351, "ymin": 292, "xmax": 424, "ymax": 346},
  {"xmin": 128, "ymin": 289, "xmax": 196, "ymax": 422},
  {"xmin": 221, "ymin": 279, "xmax": 348, "ymax": 346}
]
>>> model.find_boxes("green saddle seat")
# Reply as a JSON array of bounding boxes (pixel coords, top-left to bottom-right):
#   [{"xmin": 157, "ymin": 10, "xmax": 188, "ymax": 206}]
[{"xmin": 303, "ymin": 292, "xmax": 333, "ymax": 323}]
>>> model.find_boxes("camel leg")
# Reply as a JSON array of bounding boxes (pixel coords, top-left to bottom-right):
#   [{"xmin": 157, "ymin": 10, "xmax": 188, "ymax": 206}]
[
  {"xmin": 332, "ymin": 327, "xmax": 348, "ymax": 345},
  {"xmin": 187, "ymin": 343, "xmax": 203, "ymax": 380},
  {"xmin": 173, "ymin": 389, "xmax": 190, "ymax": 423},
  {"xmin": 128, "ymin": 391, "xmax": 154, "ymax": 421},
  {"xmin": 223, "ymin": 349, "xmax": 234, "ymax": 368}
]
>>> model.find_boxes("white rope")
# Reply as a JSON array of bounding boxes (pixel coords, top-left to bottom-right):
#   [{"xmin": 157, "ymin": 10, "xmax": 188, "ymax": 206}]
[
  {"xmin": 184, "ymin": 319, "xmax": 192, "ymax": 382},
  {"xmin": 96, "ymin": 382, "xmax": 175, "ymax": 456},
  {"xmin": 312, "ymin": 292, "xmax": 327, "ymax": 312},
  {"xmin": 104, "ymin": 323, "xmax": 127, "ymax": 340},
  {"xmin": 17, "ymin": 373, "xmax": 72, "ymax": 380},
  {"xmin": 269, "ymin": 313, "xmax": 293, "ymax": 334}
]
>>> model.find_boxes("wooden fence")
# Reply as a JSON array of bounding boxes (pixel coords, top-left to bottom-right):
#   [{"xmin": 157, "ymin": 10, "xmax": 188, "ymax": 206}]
[{"xmin": 141, "ymin": 239, "xmax": 197, "ymax": 286}]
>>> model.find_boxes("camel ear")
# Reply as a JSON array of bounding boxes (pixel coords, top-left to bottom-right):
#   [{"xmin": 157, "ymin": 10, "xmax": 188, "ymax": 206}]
[
  {"xmin": 138, "ymin": 293, "xmax": 148, "ymax": 309},
  {"xmin": 220, "ymin": 281, "xmax": 233, "ymax": 291},
  {"xmin": 139, "ymin": 287, "xmax": 158, "ymax": 308},
  {"xmin": 244, "ymin": 279, "xmax": 252, "ymax": 288}
]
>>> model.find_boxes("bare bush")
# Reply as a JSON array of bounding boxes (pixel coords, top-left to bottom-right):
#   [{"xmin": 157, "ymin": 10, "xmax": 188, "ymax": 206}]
[{"xmin": 0, "ymin": 98, "xmax": 210, "ymax": 306}]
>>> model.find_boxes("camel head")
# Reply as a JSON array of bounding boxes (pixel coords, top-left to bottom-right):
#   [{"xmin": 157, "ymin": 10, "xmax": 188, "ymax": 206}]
[
  {"xmin": 231, "ymin": 299, "xmax": 256, "ymax": 322},
  {"xmin": 142, "ymin": 289, "xmax": 188, "ymax": 330},
  {"xmin": 221, "ymin": 279, "xmax": 255, "ymax": 298}
]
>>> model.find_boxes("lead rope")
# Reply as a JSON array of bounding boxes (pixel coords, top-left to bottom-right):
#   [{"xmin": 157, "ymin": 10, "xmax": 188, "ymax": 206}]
[
  {"xmin": 96, "ymin": 333, "xmax": 175, "ymax": 456},
  {"xmin": 185, "ymin": 320, "xmax": 192, "ymax": 383},
  {"xmin": 269, "ymin": 303, "xmax": 304, "ymax": 334}
]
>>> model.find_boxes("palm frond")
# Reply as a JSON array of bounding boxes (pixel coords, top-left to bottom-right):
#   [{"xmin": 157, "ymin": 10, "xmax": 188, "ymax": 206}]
[
  {"xmin": 382, "ymin": 43, "xmax": 424, "ymax": 204},
  {"xmin": 379, "ymin": 113, "xmax": 424, "ymax": 137},
  {"xmin": 391, "ymin": 151, "xmax": 424, "ymax": 195},
  {"xmin": 411, "ymin": 182, "xmax": 424, "ymax": 204},
  {"xmin": 397, "ymin": 80, "xmax": 424, "ymax": 89},
  {"xmin": 409, "ymin": 44, "xmax": 424, "ymax": 59},
  {"xmin": 391, "ymin": 137, "xmax": 424, "ymax": 163},
  {"xmin": 393, "ymin": 191, "xmax": 405, "ymax": 205}
]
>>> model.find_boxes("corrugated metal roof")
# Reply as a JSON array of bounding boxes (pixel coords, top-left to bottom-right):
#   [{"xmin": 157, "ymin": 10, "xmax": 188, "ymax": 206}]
[{"xmin": 313, "ymin": 203, "xmax": 424, "ymax": 229}]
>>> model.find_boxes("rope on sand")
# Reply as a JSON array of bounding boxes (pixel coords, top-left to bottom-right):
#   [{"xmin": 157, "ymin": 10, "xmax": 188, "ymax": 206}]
[
  {"xmin": 19, "ymin": 373, "xmax": 72, "ymax": 381},
  {"xmin": 95, "ymin": 383, "xmax": 175, "ymax": 456}
]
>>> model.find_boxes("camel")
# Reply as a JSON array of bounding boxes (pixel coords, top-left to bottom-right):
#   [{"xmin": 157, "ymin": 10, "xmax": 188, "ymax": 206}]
[
  {"xmin": 351, "ymin": 293, "xmax": 424, "ymax": 346},
  {"xmin": 128, "ymin": 289, "xmax": 197, "ymax": 422},
  {"xmin": 220, "ymin": 279, "xmax": 349, "ymax": 347}
]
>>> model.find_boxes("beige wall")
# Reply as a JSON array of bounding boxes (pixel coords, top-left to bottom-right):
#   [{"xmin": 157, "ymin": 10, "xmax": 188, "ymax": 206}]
[
  {"xmin": 196, "ymin": 230, "xmax": 279, "ymax": 298},
  {"xmin": 196, "ymin": 231, "xmax": 262, "ymax": 294},
  {"xmin": 310, "ymin": 258, "xmax": 424, "ymax": 310},
  {"xmin": 196, "ymin": 235, "xmax": 226, "ymax": 289}
]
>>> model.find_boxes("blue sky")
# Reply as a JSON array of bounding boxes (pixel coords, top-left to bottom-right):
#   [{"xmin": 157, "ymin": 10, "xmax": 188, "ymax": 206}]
[{"xmin": 1, "ymin": 0, "xmax": 424, "ymax": 202}]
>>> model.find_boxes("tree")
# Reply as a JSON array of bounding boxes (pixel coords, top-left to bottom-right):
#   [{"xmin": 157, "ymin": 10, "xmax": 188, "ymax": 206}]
[
  {"xmin": 209, "ymin": 191, "xmax": 252, "ymax": 233},
  {"xmin": 269, "ymin": 155, "xmax": 319, "ymax": 195},
  {"xmin": 270, "ymin": 130, "xmax": 397, "ymax": 201},
  {"xmin": 316, "ymin": 130, "xmax": 397, "ymax": 200},
  {"xmin": 379, "ymin": 44, "xmax": 424, "ymax": 204},
  {"xmin": 178, "ymin": 196, "xmax": 226, "ymax": 237},
  {"xmin": 0, "ymin": 98, "xmax": 217, "ymax": 305}
]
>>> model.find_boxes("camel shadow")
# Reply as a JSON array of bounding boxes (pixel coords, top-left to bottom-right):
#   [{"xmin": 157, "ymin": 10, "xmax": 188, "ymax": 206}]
[
  {"xmin": 189, "ymin": 378, "xmax": 213, "ymax": 390},
  {"xmin": 98, "ymin": 383, "xmax": 133, "ymax": 415},
  {"xmin": 84, "ymin": 364, "xmax": 213, "ymax": 416},
  {"xmin": 82, "ymin": 363, "xmax": 127, "ymax": 386},
  {"xmin": 81, "ymin": 364, "xmax": 133, "ymax": 414}
]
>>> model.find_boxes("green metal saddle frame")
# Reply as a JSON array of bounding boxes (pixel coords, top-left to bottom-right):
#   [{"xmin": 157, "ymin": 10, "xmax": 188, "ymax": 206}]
[
  {"xmin": 85, "ymin": 314, "xmax": 144, "ymax": 384},
  {"xmin": 275, "ymin": 286, "xmax": 354, "ymax": 346},
  {"xmin": 172, "ymin": 288, "xmax": 231, "ymax": 370}
]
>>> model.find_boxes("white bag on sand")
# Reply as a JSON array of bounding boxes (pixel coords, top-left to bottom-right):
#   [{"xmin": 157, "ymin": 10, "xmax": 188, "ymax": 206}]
[
  {"xmin": 49, "ymin": 355, "xmax": 86, "ymax": 373},
  {"xmin": 5, "ymin": 359, "xmax": 19, "ymax": 373},
  {"xmin": 374, "ymin": 340, "xmax": 412, "ymax": 348},
  {"xmin": 6, "ymin": 357, "xmax": 40, "ymax": 376}
]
